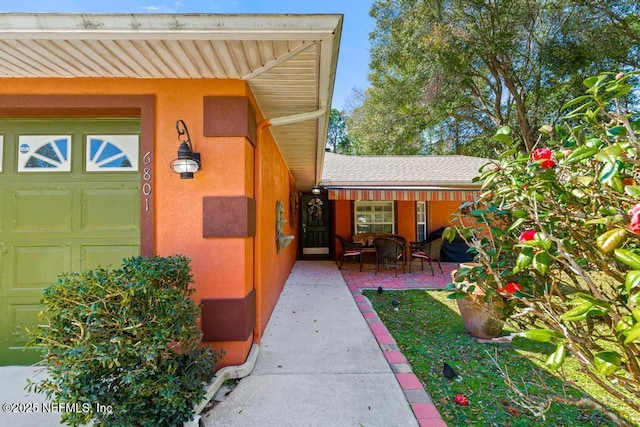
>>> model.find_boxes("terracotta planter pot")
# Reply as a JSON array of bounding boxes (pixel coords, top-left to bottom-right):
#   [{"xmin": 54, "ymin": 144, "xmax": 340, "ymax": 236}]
[
  {"xmin": 456, "ymin": 294, "xmax": 504, "ymax": 339},
  {"xmin": 452, "ymin": 264, "xmax": 505, "ymax": 339}
]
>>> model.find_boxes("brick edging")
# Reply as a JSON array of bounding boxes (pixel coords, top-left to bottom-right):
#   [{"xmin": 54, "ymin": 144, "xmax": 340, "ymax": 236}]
[{"xmin": 350, "ymin": 287, "xmax": 448, "ymax": 427}]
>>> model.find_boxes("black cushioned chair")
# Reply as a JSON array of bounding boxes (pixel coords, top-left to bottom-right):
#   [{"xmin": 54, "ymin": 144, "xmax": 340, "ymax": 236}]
[
  {"xmin": 335, "ymin": 234, "xmax": 363, "ymax": 271},
  {"xmin": 409, "ymin": 238, "xmax": 444, "ymax": 275},
  {"xmin": 373, "ymin": 237, "xmax": 405, "ymax": 276}
]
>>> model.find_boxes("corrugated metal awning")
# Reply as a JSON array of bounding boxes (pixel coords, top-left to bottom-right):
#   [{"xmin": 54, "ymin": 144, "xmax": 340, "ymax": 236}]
[{"xmin": 327, "ymin": 188, "xmax": 480, "ymax": 201}]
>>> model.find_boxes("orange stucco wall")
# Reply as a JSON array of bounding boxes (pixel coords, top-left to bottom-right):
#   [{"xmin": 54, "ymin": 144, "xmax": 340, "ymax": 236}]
[
  {"xmin": 430, "ymin": 201, "xmax": 461, "ymax": 232},
  {"xmin": 253, "ymin": 123, "xmax": 298, "ymax": 342},
  {"xmin": 0, "ymin": 78, "xmax": 298, "ymax": 367},
  {"xmin": 397, "ymin": 201, "xmax": 416, "ymax": 241},
  {"xmin": 333, "ymin": 200, "xmax": 353, "ymax": 258}
]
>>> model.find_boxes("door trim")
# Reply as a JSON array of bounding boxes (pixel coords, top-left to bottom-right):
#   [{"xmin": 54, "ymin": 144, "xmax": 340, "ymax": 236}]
[
  {"xmin": 303, "ymin": 247, "xmax": 330, "ymax": 255},
  {"xmin": 0, "ymin": 95, "xmax": 155, "ymax": 257}
]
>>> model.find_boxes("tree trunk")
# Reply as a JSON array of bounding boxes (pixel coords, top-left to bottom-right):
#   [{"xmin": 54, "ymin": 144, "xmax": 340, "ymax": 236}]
[{"xmin": 489, "ymin": 55, "xmax": 535, "ymax": 151}]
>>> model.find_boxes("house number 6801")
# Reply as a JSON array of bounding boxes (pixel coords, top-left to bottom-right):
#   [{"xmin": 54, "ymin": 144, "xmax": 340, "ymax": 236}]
[{"xmin": 142, "ymin": 152, "xmax": 152, "ymax": 212}]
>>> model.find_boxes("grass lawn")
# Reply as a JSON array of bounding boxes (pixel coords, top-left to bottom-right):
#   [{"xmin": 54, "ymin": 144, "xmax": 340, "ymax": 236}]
[{"xmin": 363, "ymin": 289, "xmax": 639, "ymax": 427}]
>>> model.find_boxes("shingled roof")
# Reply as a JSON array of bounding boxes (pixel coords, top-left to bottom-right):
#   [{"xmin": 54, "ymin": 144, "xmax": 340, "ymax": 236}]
[{"xmin": 320, "ymin": 152, "xmax": 492, "ymax": 189}]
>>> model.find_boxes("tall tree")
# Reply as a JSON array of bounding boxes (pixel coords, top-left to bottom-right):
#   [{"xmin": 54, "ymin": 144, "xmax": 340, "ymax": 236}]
[
  {"xmin": 351, "ymin": 0, "xmax": 639, "ymax": 155},
  {"xmin": 327, "ymin": 108, "xmax": 355, "ymax": 154}
]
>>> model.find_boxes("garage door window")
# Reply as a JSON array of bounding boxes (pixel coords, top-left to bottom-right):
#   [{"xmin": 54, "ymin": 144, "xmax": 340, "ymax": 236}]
[
  {"xmin": 18, "ymin": 135, "xmax": 71, "ymax": 172},
  {"xmin": 86, "ymin": 135, "xmax": 139, "ymax": 172}
]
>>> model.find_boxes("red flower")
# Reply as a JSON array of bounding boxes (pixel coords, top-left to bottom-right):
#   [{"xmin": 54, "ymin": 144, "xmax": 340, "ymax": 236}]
[
  {"xmin": 532, "ymin": 148, "xmax": 555, "ymax": 168},
  {"xmin": 519, "ymin": 230, "xmax": 536, "ymax": 242},
  {"xmin": 540, "ymin": 159, "xmax": 556, "ymax": 169},
  {"xmin": 504, "ymin": 282, "xmax": 522, "ymax": 293},
  {"xmin": 532, "ymin": 148, "xmax": 552, "ymax": 160},
  {"xmin": 454, "ymin": 394, "xmax": 469, "ymax": 406},
  {"xmin": 498, "ymin": 282, "xmax": 522, "ymax": 297},
  {"xmin": 629, "ymin": 203, "xmax": 640, "ymax": 234}
]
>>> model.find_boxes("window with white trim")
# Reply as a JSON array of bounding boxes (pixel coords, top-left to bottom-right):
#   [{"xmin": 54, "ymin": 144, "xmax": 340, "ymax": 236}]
[
  {"xmin": 86, "ymin": 135, "xmax": 139, "ymax": 172},
  {"xmin": 18, "ymin": 135, "xmax": 71, "ymax": 172},
  {"xmin": 354, "ymin": 201, "xmax": 394, "ymax": 233},
  {"xmin": 416, "ymin": 201, "xmax": 427, "ymax": 241}
]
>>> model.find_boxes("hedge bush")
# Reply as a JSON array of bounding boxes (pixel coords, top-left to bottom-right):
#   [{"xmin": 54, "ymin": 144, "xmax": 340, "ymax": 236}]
[{"xmin": 27, "ymin": 255, "xmax": 222, "ymax": 426}]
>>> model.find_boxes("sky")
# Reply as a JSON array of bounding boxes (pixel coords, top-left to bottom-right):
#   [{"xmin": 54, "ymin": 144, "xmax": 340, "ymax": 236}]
[{"xmin": 0, "ymin": 0, "xmax": 374, "ymax": 110}]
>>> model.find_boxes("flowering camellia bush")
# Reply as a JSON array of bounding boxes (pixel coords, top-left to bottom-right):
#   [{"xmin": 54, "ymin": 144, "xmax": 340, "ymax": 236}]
[{"xmin": 446, "ymin": 71, "xmax": 640, "ymax": 424}]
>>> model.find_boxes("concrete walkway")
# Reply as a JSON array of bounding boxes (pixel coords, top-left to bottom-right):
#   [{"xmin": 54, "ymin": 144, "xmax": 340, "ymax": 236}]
[{"xmin": 202, "ymin": 260, "xmax": 422, "ymax": 427}]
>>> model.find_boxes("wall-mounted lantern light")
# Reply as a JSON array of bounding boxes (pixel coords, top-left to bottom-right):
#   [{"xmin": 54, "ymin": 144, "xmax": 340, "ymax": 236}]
[
  {"xmin": 169, "ymin": 119, "xmax": 201, "ymax": 179},
  {"xmin": 311, "ymin": 186, "xmax": 322, "ymax": 195}
]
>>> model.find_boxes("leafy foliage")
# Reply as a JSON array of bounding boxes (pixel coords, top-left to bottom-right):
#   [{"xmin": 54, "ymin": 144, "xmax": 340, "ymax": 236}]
[
  {"xmin": 446, "ymin": 71, "xmax": 640, "ymax": 423},
  {"xmin": 27, "ymin": 255, "xmax": 221, "ymax": 426},
  {"xmin": 349, "ymin": 0, "xmax": 639, "ymax": 155},
  {"xmin": 327, "ymin": 109, "xmax": 356, "ymax": 154}
]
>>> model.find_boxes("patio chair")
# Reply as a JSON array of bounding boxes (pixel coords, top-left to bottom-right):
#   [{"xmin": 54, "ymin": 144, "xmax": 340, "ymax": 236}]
[
  {"xmin": 373, "ymin": 237, "xmax": 405, "ymax": 276},
  {"xmin": 335, "ymin": 234, "xmax": 364, "ymax": 271},
  {"xmin": 409, "ymin": 238, "xmax": 444, "ymax": 275},
  {"xmin": 390, "ymin": 234, "xmax": 408, "ymax": 263}
]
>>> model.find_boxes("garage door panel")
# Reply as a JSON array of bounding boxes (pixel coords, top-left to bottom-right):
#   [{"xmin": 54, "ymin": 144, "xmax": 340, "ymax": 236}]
[
  {"xmin": 0, "ymin": 298, "xmax": 43, "ymax": 364},
  {"xmin": 82, "ymin": 188, "xmax": 140, "ymax": 232},
  {"xmin": 1, "ymin": 118, "xmax": 141, "ymax": 366},
  {"xmin": 0, "ymin": 190, "xmax": 4, "ymax": 232},
  {"xmin": 7, "ymin": 302, "xmax": 41, "ymax": 348},
  {"xmin": 13, "ymin": 245, "xmax": 71, "ymax": 291},
  {"xmin": 13, "ymin": 189, "xmax": 73, "ymax": 232},
  {"xmin": 0, "ymin": 243, "xmax": 4, "ymax": 288},
  {"xmin": 81, "ymin": 244, "xmax": 140, "ymax": 270}
]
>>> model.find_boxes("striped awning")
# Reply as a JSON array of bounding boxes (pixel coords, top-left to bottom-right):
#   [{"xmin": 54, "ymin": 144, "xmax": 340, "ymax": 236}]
[{"xmin": 327, "ymin": 188, "xmax": 480, "ymax": 201}]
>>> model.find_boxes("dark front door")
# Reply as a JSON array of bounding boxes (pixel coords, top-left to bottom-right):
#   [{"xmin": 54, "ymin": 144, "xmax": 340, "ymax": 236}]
[{"xmin": 301, "ymin": 194, "xmax": 330, "ymax": 255}]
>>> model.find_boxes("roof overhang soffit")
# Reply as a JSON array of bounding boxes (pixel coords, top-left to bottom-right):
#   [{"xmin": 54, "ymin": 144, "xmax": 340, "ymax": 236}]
[{"xmin": 0, "ymin": 13, "xmax": 343, "ymax": 192}]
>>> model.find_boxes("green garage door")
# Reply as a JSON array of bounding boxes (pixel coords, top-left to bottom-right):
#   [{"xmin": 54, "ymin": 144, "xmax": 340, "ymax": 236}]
[{"xmin": 0, "ymin": 118, "xmax": 141, "ymax": 365}]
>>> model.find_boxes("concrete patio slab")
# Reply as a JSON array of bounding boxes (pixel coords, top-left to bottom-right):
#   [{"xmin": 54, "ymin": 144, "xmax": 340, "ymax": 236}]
[
  {"xmin": 201, "ymin": 372, "xmax": 416, "ymax": 427},
  {"xmin": 254, "ymin": 282, "xmax": 389, "ymax": 375},
  {"xmin": 202, "ymin": 260, "xmax": 419, "ymax": 426}
]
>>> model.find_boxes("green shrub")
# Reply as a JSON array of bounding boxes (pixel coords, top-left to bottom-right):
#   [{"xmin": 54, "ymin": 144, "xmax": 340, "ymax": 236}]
[{"xmin": 27, "ymin": 255, "xmax": 222, "ymax": 426}]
